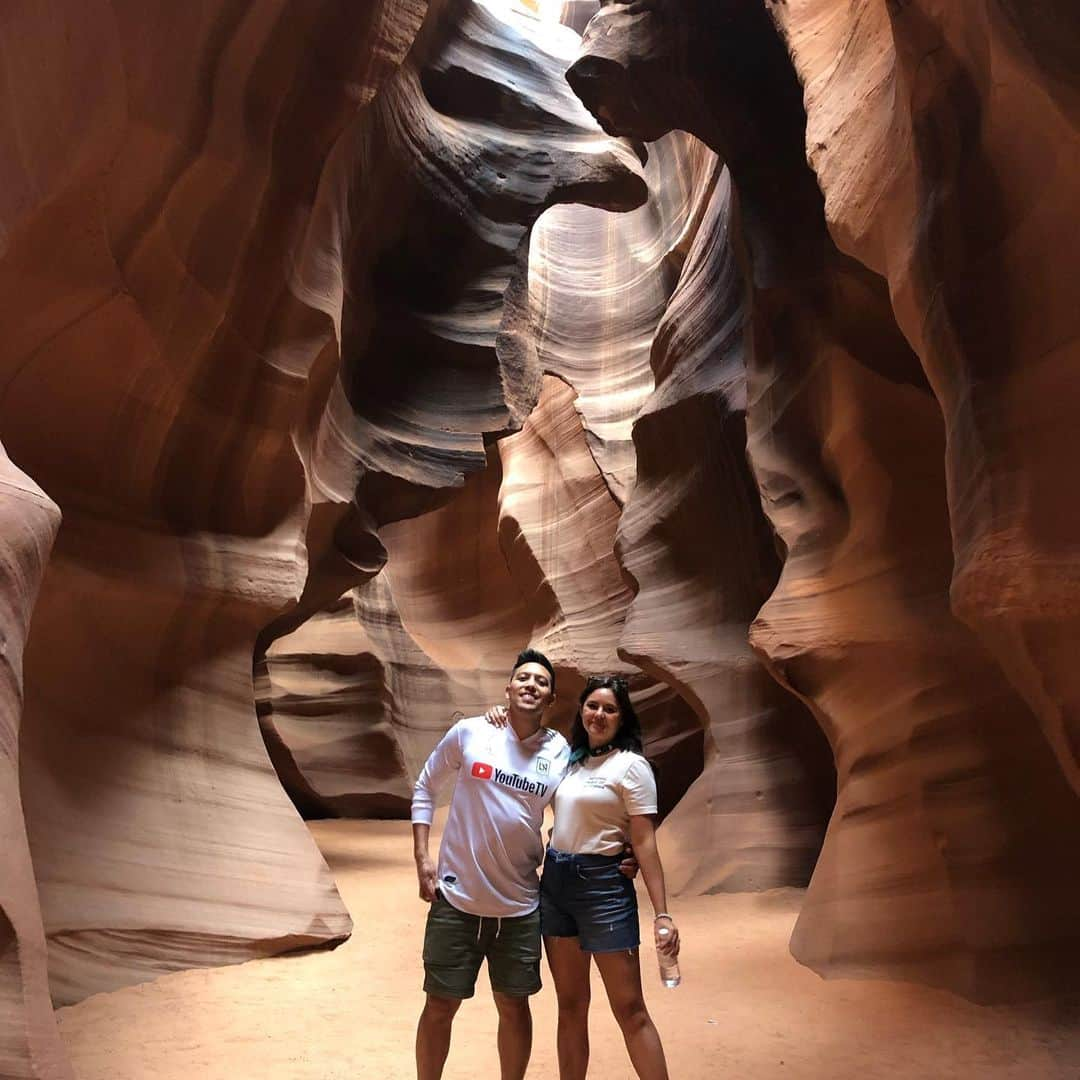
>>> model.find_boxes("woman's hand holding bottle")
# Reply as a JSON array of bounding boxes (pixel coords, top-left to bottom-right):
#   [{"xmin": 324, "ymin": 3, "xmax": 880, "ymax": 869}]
[{"xmin": 654, "ymin": 914, "xmax": 681, "ymax": 988}]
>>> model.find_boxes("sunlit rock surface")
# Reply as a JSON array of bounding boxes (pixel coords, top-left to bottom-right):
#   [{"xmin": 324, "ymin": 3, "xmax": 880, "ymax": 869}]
[
  {"xmin": 257, "ymin": 0, "xmax": 650, "ymax": 818},
  {"xmin": 618, "ymin": 162, "xmax": 835, "ymax": 895},
  {"xmin": 571, "ymin": 0, "xmax": 1080, "ymax": 1000},
  {"xmin": 260, "ymin": 13, "xmax": 743, "ymax": 829},
  {"xmin": 263, "ymin": 376, "xmax": 703, "ymax": 821},
  {"xmin": 259, "ymin": 1, "xmax": 705, "ymax": 824},
  {"xmin": 0, "ymin": 0, "xmax": 643, "ymax": 1011},
  {"xmin": 528, "ymin": 130, "xmax": 712, "ymax": 501},
  {"xmin": 768, "ymin": 0, "xmax": 1080, "ymax": 801},
  {"xmin": 4, "ymin": 0, "xmax": 1079, "ymax": 1045},
  {"xmin": 303, "ymin": 0, "xmax": 645, "ymax": 529},
  {"xmin": 0, "ymin": 449, "xmax": 68, "ymax": 1080}
]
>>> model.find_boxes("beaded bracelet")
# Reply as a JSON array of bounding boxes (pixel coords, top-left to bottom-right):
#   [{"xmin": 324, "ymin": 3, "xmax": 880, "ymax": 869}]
[{"xmin": 653, "ymin": 913, "xmax": 673, "ymax": 921}]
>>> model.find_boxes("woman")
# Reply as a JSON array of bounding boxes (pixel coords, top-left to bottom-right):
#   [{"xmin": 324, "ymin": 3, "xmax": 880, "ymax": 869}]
[{"xmin": 490, "ymin": 675, "xmax": 679, "ymax": 1080}]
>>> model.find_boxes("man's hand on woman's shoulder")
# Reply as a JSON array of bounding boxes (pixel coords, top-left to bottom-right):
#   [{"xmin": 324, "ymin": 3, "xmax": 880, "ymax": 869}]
[{"xmin": 485, "ymin": 704, "xmax": 509, "ymax": 728}]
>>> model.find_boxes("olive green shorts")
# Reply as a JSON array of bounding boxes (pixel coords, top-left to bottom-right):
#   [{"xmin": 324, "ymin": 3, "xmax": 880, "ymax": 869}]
[{"xmin": 422, "ymin": 892, "xmax": 542, "ymax": 999}]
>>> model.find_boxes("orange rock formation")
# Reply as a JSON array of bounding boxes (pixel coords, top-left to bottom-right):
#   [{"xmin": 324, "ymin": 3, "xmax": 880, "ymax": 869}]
[
  {"xmin": 2, "ymin": 1, "xmax": 1079, "ymax": 1075},
  {"xmin": 570, "ymin": 0, "xmax": 1080, "ymax": 1001},
  {"xmin": 0, "ymin": 448, "xmax": 67, "ymax": 1079}
]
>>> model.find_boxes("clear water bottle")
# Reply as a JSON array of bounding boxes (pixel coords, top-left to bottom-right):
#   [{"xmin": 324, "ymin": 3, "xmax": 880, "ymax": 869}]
[{"xmin": 657, "ymin": 926, "xmax": 680, "ymax": 988}]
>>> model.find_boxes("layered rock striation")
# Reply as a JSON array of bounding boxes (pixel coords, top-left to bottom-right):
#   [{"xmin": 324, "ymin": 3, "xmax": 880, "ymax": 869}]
[
  {"xmin": 617, "ymin": 161, "xmax": 835, "ymax": 895},
  {"xmin": 0, "ymin": 0, "xmax": 644, "ymax": 1013},
  {"xmin": 570, "ymin": 0, "xmax": 1080, "ymax": 1000},
  {"xmin": 0, "ymin": 449, "xmax": 67, "ymax": 1079},
  {"xmin": 768, "ymin": 0, "xmax": 1080, "ymax": 799},
  {"xmin": 4, "ymin": 1, "xmax": 1078, "ymax": 1055},
  {"xmin": 1, "ymin": 0, "xmax": 417, "ymax": 1009},
  {"xmin": 258, "ymin": 0, "xmax": 651, "ymax": 817}
]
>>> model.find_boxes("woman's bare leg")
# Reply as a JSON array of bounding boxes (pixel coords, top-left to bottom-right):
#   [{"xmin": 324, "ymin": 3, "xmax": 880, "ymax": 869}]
[
  {"xmin": 544, "ymin": 935, "xmax": 592, "ymax": 1080},
  {"xmin": 593, "ymin": 948, "xmax": 669, "ymax": 1080}
]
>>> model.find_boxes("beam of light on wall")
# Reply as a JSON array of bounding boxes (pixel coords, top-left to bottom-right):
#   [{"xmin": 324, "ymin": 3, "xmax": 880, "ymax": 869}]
[{"xmin": 495, "ymin": 0, "xmax": 567, "ymax": 24}]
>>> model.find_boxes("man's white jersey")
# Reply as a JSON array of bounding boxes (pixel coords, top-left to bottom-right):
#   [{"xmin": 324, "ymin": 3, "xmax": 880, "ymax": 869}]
[{"xmin": 411, "ymin": 716, "xmax": 570, "ymax": 917}]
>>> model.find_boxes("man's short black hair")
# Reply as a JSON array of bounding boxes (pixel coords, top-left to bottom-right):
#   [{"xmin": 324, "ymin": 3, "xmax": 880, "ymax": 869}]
[{"xmin": 511, "ymin": 648, "xmax": 556, "ymax": 692}]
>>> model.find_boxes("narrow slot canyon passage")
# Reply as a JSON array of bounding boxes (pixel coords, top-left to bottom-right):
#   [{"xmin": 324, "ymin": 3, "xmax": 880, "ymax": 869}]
[{"xmin": 2, "ymin": 1, "xmax": 1079, "ymax": 1078}]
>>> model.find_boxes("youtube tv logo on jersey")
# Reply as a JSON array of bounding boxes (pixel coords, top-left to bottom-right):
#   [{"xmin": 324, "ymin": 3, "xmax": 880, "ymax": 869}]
[{"xmin": 470, "ymin": 760, "xmax": 548, "ymax": 796}]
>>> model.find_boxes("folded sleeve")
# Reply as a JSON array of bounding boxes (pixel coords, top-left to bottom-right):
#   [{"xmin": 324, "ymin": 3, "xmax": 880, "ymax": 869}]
[
  {"xmin": 620, "ymin": 755, "xmax": 658, "ymax": 816},
  {"xmin": 411, "ymin": 722, "xmax": 464, "ymax": 825}
]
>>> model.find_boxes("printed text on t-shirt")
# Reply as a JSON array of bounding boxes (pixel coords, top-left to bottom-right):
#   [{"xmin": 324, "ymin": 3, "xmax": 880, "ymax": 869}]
[{"xmin": 471, "ymin": 760, "xmax": 548, "ymax": 797}]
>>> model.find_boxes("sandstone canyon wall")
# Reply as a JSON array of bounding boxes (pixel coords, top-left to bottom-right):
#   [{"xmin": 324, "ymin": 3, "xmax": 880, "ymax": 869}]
[
  {"xmin": 0, "ymin": 0, "xmax": 644, "ymax": 1037},
  {"xmin": 259, "ymin": 124, "xmax": 714, "ymax": 820},
  {"xmin": 3, "ymin": 2, "xmax": 1080, "ymax": 1075},
  {"xmin": 0, "ymin": 449, "xmax": 68, "ymax": 1079},
  {"xmin": 255, "ymin": 0, "xmax": 668, "ymax": 817},
  {"xmin": 570, "ymin": 0, "xmax": 1080, "ymax": 1001},
  {"xmin": 260, "ymin": 80, "xmax": 834, "ymax": 886}
]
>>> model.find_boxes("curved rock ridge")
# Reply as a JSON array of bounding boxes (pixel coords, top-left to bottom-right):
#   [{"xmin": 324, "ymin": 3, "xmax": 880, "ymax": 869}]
[
  {"xmin": 260, "ymin": 444, "xmax": 534, "ymax": 817},
  {"xmin": 298, "ymin": 0, "xmax": 646, "ymax": 536},
  {"xmin": 260, "ymin": 0, "xmax": 712, "ymax": 821},
  {"xmin": 497, "ymin": 375, "xmax": 704, "ymax": 805},
  {"xmin": 570, "ymin": 0, "xmax": 1080, "ymax": 1000},
  {"xmin": 617, "ymin": 161, "xmax": 835, "ymax": 895},
  {"xmin": 767, "ymin": 0, "xmax": 1080, "ymax": 800},
  {"xmin": 528, "ymin": 131, "xmax": 714, "ymax": 502},
  {"xmin": 1, "ymin": 0, "xmax": 430, "ymax": 1005},
  {"xmin": 6, "ymin": 0, "xmax": 1078, "ymax": 1035},
  {"xmin": 263, "ymin": 376, "xmax": 703, "ymax": 818},
  {"xmin": 497, "ymin": 376, "xmax": 636, "ymax": 674},
  {"xmin": 0, "ymin": 448, "xmax": 69, "ymax": 1080},
  {"xmin": 262, "ymin": 0, "xmax": 649, "ymax": 673},
  {"xmin": 257, "ymin": 598, "xmax": 406, "ymax": 819},
  {"xmin": 257, "ymin": 0, "xmax": 650, "ymax": 817},
  {"xmin": 0, "ymin": 0, "xmax": 645, "ymax": 1009}
]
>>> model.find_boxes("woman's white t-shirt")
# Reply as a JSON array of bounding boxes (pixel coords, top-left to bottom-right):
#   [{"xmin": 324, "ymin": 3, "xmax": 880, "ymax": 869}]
[{"xmin": 550, "ymin": 749, "xmax": 657, "ymax": 855}]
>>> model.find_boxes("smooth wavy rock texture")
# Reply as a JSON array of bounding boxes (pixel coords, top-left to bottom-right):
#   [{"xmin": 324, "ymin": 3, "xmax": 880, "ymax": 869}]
[
  {"xmin": 4, "ymin": 3, "xmax": 1080, "ymax": 1068},
  {"xmin": 257, "ymin": 597, "xmax": 408, "ymax": 820},
  {"xmin": 299, "ymin": 0, "xmax": 646, "ymax": 541},
  {"xmin": 767, "ymin": 0, "xmax": 1080, "ymax": 800},
  {"xmin": 260, "ymin": 11, "xmax": 727, "ymax": 829},
  {"xmin": 571, "ymin": 0, "xmax": 1080, "ymax": 1001},
  {"xmin": 528, "ymin": 130, "xmax": 713, "ymax": 502},
  {"xmin": 0, "ymin": 449, "xmax": 67, "ymax": 1080},
  {"xmin": 257, "ymin": 0, "xmax": 651, "ymax": 818},
  {"xmin": 617, "ymin": 161, "xmax": 835, "ymax": 895},
  {"xmin": 1, "ymin": 0, "xmax": 441, "ymax": 1010},
  {"xmin": 764, "ymin": 0, "xmax": 1080, "ymax": 996},
  {"xmin": 261, "ymin": 0, "xmax": 649, "ymax": 680},
  {"xmin": 259, "ymin": 0, "xmax": 708, "ymax": 826},
  {"xmin": 0, "ymin": 0, "xmax": 646, "ymax": 1018},
  {"xmin": 263, "ymin": 375, "xmax": 703, "ymax": 822}
]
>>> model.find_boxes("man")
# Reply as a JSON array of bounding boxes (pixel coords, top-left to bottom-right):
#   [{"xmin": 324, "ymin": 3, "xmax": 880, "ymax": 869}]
[{"xmin": 411, "ymin": 648, "xmax": 566, "ymax": 1080}]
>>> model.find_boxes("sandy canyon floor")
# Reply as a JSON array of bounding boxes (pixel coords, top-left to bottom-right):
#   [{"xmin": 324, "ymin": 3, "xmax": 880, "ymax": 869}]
[{"xmin": 58, "ymin": 820, "xmax": 1079, "ymax": 1079}]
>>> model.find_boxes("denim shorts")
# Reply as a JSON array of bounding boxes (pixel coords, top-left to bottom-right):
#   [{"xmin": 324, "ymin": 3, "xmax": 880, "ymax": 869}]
[{"xmin": 539, "ymin": 847, "xmax": 640, "ymax": 953}]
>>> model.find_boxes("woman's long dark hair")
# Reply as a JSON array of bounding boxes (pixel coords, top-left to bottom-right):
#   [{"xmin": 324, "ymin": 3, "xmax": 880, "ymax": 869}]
[{"xmin": 569, "ymin": 675, "xmax": 643, "ymax": 760}]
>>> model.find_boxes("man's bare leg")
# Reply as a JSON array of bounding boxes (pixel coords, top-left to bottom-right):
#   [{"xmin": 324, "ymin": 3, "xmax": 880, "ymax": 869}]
[
  {"xmin": 492, "ymin": 992, "xmax": 532, "ymax": 1080},
  {"xmin": 416, "ymin": 993, "xmax": 462, "ymax": 1080}
]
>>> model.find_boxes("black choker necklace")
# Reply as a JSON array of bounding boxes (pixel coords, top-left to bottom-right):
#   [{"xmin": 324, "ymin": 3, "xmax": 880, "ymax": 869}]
[{"xmin": 572, "ymin": 742, "xmax": 617, "ymax": 763}]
